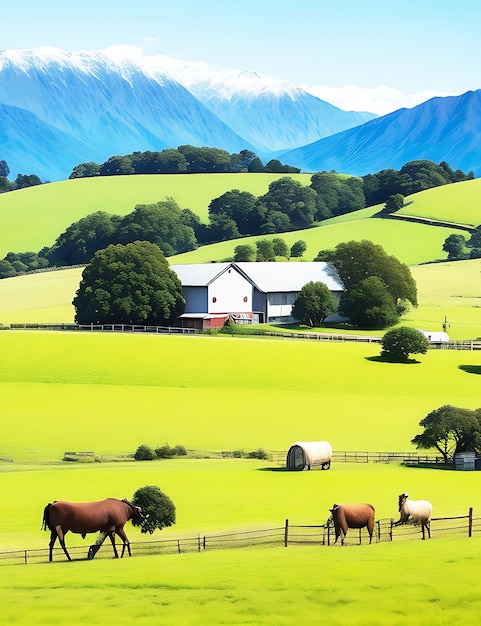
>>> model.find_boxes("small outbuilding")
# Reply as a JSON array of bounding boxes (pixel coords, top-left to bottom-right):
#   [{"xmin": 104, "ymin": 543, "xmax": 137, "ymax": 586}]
[
  {"xmin": 286, "ymin": 441, "xmax": 332, "ymax": 471},
  {"xmin": 417, "ymin": 329, "xmax": 449, "ymax": 344}
]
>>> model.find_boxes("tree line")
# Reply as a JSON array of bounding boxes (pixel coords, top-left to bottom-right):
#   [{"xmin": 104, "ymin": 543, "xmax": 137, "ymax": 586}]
[
  {"xmin": 442, "ymin": 227, "xmax": 481, "ymax": 260},
  {"xmin": 0, "ymin": 158, "xmax": 474, "ymax": 279},
  {"xmin": 68, "ymin": 147, "xmax": 300, "ymax": 178},
  {"xmin": 0, "ymin": 160, "xmax": 43, "ymax": 193}
]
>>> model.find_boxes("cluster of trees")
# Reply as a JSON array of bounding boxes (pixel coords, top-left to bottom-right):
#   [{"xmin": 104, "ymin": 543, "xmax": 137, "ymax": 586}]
[
  {"xmin": 362, "ymin": 160, "xmax": 473, "ymax": 206},
  {"xmin": 442, "ymin": 226, "xmax": 481, "ymax": 260},
  {"xmin": 314, "ymin": 240, "xmax": 417, "ymax": 329},
  {"xmin": 131, "ymin": 485, "xmax": 176, "ymax": 535},
  {"xmin": 134, "ymin": 443, "xmax": 187, "ymax": 460},
  {"xmin": 69, "ymin": 147, "xmax": 300, "ymax": 178},
  {"xmin": 0, "ymin": 160, "xmax": 43, "ymax": 194},
  {"xmin": 412, "ymin": 405, "xmax": 481, "ymax": 464},
  {"xmin": 233, "ymin": 238, "xmax": 306, "ymax": 262}
]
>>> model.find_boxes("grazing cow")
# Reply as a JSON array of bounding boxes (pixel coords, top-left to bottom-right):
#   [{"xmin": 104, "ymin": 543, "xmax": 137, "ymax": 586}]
[
  {"xmin": 329, "ymin": 503, "xmax": 375, "ymax": 545},
  {"xmin": 42, "ymin": 498, "xmax": 144, "ymax": 561},
  {"xmin": 393, "ymin": 492, "xmax": 432, "ymax": 539}
]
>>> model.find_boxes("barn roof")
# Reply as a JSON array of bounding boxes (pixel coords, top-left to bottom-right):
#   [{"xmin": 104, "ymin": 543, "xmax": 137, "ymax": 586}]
[{"xmin": 170, "ymin": 262, "xmax": 344, "ymax": 293}]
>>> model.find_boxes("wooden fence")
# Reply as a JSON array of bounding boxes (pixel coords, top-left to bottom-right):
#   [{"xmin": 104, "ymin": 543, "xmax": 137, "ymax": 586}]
[
  {"xmin": 270, "ymin": 450, "xmax": 447, "ymax": 465},
  {"xmin": 4, "ymin": 323, "xmax": 481, "ymax": 350},
  {"xmin": 1, "ymin": 509, "xmax": 478, "ymax": 565}
]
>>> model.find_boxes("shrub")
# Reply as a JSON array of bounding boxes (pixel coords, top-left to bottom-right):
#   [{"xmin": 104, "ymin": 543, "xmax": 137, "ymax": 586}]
[
  {"xmin": 381, "ymin": 327, "xmax": 429, "ymax": 361},
  {"xmin": 245, "ymin": 448, "xmax": 270, "ymax": 460},
  {"xmin": 134, "ymin": 444, "xmax": 156, "ymax": 461}
]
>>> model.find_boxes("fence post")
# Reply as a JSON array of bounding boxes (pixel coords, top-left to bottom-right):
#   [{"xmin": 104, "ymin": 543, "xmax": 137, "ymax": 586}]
[
  {"xmin": 284, "ymin": 519, "xmax": 289, "ymax": 547},
  {"xmin": 197, "ymin": 534, "xmax": 201, "ymax": 552},
  {"xmin": 177, "ymin": 539, "xmax": 181, "ymax": 553},
  {"xmin": 24, "ymin": 550, "xmax": 27, "ymax": 564},
  {"xmin": 469, "ymin": 507, "xmax": 473, "ymax": 537},
  {"xmin": 203, "ymin": 535, "xmax": 206, "ymax": 550},
  {"xmin": 376, "ymin": 520, "xmax": 381, "ymax": 543}
]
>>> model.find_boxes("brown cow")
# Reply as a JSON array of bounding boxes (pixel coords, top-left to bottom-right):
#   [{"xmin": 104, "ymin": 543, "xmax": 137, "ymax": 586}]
[
  {"xmin": 42, "ymin": 498, "xmax": 144, "ymax": 561},
  {"xmin": 329, "ymin": 503, "xmax": 375, "ymax": 545}
]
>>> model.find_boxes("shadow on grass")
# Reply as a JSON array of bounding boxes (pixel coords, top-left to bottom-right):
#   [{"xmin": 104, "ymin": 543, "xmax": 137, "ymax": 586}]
[
  {"xmin": 257, "ymin": 466, "xmax": 288, "ymax": 472},
  {"xmin": 366, "ymin": 355, "xmax": 422, "ymax": 364},
  {"xmin": 459, "ymin": 365, "xmax": 481, "ymax": 375}
]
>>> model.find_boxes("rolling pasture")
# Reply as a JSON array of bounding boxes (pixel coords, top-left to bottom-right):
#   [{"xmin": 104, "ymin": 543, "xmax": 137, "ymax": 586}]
[
  {"xmin": 0, "ymin": 173, "xmax": 311, "ymax": 258},
  {"xmin": 2, "ymin": 330, "xmax": 481, "ymax": 624},
  {"xmin": 1, "ymin": 173, "xmax": 481, "ymax": 624}
]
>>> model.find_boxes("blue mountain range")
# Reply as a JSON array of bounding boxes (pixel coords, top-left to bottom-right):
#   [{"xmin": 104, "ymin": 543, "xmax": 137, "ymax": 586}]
[{"xmin": 0, "ymin": 47, "xmax": 479, "ymax": 181}]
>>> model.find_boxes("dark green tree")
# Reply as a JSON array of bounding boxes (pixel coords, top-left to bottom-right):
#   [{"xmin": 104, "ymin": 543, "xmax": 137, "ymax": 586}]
[
  {"xmin": 260, "ymin": 177, "xmax": 317, "ymax": 229},
  {"xmin": 380, "ymin": 326, "xmax": 429, "ymax": 361},
  {"xmin": 131, "ymin": 485, "xmax": 176, "ymax": 534},
  {"xmin": 73, "ymin": 241, "xmax": 185, "ymax": 325},
  {"xmin": 207, "ymin": 213, "xmax": 240, "ymax": 242},
  {"xmin": 0, "ymin": 160, "xmax": 10, "ymax": 177},
  {"xmin": 99, "ymin": 155, "xmax": 134, "ymax": 176},
  {"xmin": 272, "ymin": 237, "xmax": 290, "ymax": 258},
  {"xmin": 15, "ymin": 174, "xmax": 42, "ymax": 189},
  {"xmin": 319, "ymin": 240, "xmax": 417, "ymax": 307},
  {"xmin": 443, "ymin": 234, "xmax": 468, "ymax": 260},
  {"xmin": 69, "ymin": 162, "xmax": 101, "ymax": 179},
  {"xmin": 118, "ymin": 198, "xmax": 197, "ymax": 256},
  {"xmin": 45, "ymin": 211, "xmax": 121, "ymax": 266},
  {"xmin": 381, "ymin": 193, "xmax": 404, "ymax": 214},
  {"xmin": 208, "ymin": 189, "xmax": 263, "ymax": 235},
  {"xmin": 291, "ymin": 281, "xmax": 337, "ymax": 327},
  {"xmin": 340, "ymin": 276, "xmax": 399, "ymax": 329},
  {"xmin": 234, "ymin": 244, "xmax": 256, "ymax": 262},
  {"xmin": 0, "ymin": 259, "xmax": 15, "ymax": 278},
  {"xmin": 255, "ymin": 239, "xmax": 275, "ymax": 261},
  {"xmin": 134, "ymin": 445, "xmax": 156, "ymax": 461},
  {"xmin": 411, "ymin": 405, "xmax": 481, "ymax": 463},
  {"xmin": 0, "ymin": 176, "xmax": 12, "ymax": 193},
  {"xmin": 290, "ymin": 240, "xmax": 307, "ymax": 258}
]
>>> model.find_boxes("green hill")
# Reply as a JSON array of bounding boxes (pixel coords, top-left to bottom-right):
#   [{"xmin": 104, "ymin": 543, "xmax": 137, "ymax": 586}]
[{"xmin": 0, "ymin": 173, "xmax": 311, "ymax": 257}]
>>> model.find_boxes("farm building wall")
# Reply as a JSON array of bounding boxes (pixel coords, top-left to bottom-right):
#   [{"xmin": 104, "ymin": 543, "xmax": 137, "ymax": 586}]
[
  {"xmin": 208, "ymin": 267, "xmax": 253, "ymax": 315},
  {"xmin": 182, "ymin": 286, "xmax": 208, "ymax": 314}
]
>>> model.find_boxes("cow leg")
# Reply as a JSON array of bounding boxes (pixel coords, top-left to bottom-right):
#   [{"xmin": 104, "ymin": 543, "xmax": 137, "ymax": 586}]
[
  {"xmin": 55, "ymin": 525, "xmax": 71, "ymax": 561},
  {"xmin": 49, "ymin": 529, "xmax": 58, "ymax": 562},
  {"xmin": 88, "ymin": 531, "xmax": 109, "ymax": 560},
  {"xmin": 116, "ymin": 527, "xmax": 131, "ymax": 557},
  {"xmin": 426, "ymin": 521, "xmax": 431, "ymax": 539},
  {"xmin": 108, "ymin": 532, "xmax": 119, "ymax": 558}
]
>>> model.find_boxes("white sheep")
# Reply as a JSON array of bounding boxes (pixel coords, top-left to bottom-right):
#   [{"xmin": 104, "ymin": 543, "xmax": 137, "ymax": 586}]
[{"xmin": 393, "ymin": 492, "xmax": 432, "ymax": 539}]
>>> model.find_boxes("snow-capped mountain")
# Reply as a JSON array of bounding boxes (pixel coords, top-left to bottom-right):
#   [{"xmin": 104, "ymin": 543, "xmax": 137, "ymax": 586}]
[
  {"xmin": 184, "ymin": 69, "xmax": 375, "ymax": 153},
  {"xmin": 279, "ymin": 90, "xmax": 481, "ymax": 177},
  {"xmin": 0, "ymin": 46, "xmax": 376, "ymax": 181}
]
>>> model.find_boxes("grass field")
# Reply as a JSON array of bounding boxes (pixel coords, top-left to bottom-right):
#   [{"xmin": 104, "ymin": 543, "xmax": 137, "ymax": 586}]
[
  {"xmin": 3, "ymin": 539, "xmax": 481, "ymax": 625},
  {"xmin": 0, "ymin": 173, "xmax": 312, "ymax": 257},
  {"xmin": 2, "ymin": 330, "xmax": 481, "ymax": 624}
]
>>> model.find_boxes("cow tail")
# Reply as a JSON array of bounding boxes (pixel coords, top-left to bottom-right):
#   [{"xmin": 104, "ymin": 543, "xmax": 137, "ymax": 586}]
[{"xmin": 42, "ymin": 503, "xmax": 52, "ymax": 531}]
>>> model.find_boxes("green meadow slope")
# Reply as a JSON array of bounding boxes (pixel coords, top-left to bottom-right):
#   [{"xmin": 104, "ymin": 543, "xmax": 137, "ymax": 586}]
[{"xmin": 0, "ymin": 173, "xmax": 311, "ymax": 257}]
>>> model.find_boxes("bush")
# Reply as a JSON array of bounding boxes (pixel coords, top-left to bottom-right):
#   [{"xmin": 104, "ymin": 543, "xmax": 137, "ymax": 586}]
[
  {"xmin": 381, "ymin": 326, "xmax": 429, "ymax": 361},
  {"xmin": 134, "ymin": 444, "xmax": 156, "ymax": 461},
  {"xmin": 131, "ymin": 485, "xmax": 176, "ymax": 534},
  {"xmin": 245, "ymin": 448, "xmax": 270, "ymax": 460}
]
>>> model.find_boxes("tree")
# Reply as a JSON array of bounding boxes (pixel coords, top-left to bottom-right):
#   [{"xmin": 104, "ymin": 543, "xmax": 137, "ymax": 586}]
[
  {"xmin": 207, "ymin": 213, "xmax": 240, "ymax": 242},
  {"xmin": 380, "ymin": 327, "xmax": 429, "ymax": 361},
  {"xmin": 69, "ymin": 162, "xmax": 100, "ymax": 179},
  {"xmin": 118, "ymin": 198, "xmax": 197, "ymax": 256},
  {"xmin": 45, "ymin": 211, "xmax": 121, "ymax": 266},
  {"xmin": 320, "ymin": 240, "xmax": 417, "ymax": 306},
  {"xmin": 208, "ymin": 189, "xmax": 263, "ymax": 235},
  {"xmin": 443, "ymin": 234, "xmax": 468, "ymax": 260},
  {"xmin": 291, "ymin": 281, "xmax": 337, "ymax": 327},
  {"xmin": 131, "ymin": 485, "xmax": 176, "ymax": 534},
  {"xmin": 381, "ymin": 193, "xmax": 404, "ymax": 214},
  {"xmin": 255, "ymin": 239, "xmax": 275, "ymax": 261},
  {"xmin": 340, "ymin": 276, "xmax": 399, "ymax": 329},
  {"xmin": 134, "ymin": 445, "xmax": 156, "ymax": 461},
  {"xmin": 14, "ymin": 174, "xmax": 42, "ymax": 189},
  {"xmin": 290, "ymin": 240, "xmax": 307, "ymax": 258},
  {"xmin": 234, "ymin": 244, "xmax": 256, "ymax": 262},
  {"xmin": 73, "ymin": 241, "xmax": 185, "ymax": 325},
  {"xmin": 260, "ymin": 177, "xmax": 317, "ymax": 229},
  {"xmin": 411, "ymin": 405, "xmax": 481, "ymax": 463},
  {"xmin": 0, "ymin": 160, "xmax": 10, "ymax": 177},
  {"xmin": 272, "ymin": 237, "xmax": 290, "ymax": 258}
]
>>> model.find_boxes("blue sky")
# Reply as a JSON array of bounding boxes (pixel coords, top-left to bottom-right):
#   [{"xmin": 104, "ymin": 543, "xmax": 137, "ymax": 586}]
[{"xmin": 1, "ymin": 0, "xmax": 480, "ymax": 114}]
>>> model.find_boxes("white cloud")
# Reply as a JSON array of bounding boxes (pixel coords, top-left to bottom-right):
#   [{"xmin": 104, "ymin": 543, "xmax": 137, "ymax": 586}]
[{"xmin": 302, "ymin": 84, "xmax": 452, "ymax": 116}]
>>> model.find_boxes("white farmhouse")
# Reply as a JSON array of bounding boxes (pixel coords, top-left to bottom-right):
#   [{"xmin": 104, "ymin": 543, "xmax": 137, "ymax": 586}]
[{"xmin": 170, "ymin": 262, "xmax": 344, "ymax": 330}]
